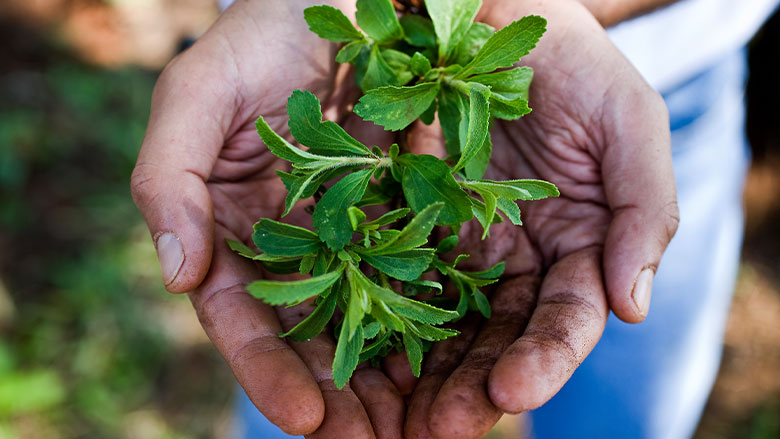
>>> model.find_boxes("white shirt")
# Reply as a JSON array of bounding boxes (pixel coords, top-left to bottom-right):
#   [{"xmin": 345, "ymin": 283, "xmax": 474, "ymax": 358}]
[{"xmin": 608, "ymin": 0, "xmax": 779, "ymax": 92}]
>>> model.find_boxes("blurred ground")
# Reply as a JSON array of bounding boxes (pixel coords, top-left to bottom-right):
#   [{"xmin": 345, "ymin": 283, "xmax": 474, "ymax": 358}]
[{"xmin": 0, "ymin": 1, "xmax": 778, "ymax": 438}]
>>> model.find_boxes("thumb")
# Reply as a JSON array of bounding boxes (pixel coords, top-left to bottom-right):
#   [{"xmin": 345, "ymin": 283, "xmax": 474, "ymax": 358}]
[
  {"xmin": 131, "ymin": 52, "xmax": 234, "ymax": 293},
  {"xmin": 405, "ymin": 119, "xmax": 447, "ymax": 157},
  {"xmin": 602, "ymin": 87, "xmax": 680, "ymax": 323}
]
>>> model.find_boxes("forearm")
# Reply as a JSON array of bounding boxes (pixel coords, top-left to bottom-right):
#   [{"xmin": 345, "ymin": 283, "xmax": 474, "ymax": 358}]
[{"xmin": 577, "ymin": 0, "xmax": 679, "ymax": 27}]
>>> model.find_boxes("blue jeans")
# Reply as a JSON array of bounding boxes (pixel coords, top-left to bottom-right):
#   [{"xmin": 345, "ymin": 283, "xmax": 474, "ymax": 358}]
[{"xmin": 235, "ymin": 51, "xmax": 750, "ymax": 439}]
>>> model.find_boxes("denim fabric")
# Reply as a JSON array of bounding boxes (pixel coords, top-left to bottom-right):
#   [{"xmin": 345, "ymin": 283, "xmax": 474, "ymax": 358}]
[
  {"xmin": 235, "ymin": 390, "xmax": 303, "ymax": 439},
  {"xmin": 234, "ymin": 50, "xmax": 750, "ymax": 439}
]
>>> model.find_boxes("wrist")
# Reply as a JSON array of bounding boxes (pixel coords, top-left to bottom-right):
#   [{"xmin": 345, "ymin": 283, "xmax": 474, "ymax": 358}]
[{"xmin": 578, "ymin": 0, "xmax": 679, "ymax": 27}]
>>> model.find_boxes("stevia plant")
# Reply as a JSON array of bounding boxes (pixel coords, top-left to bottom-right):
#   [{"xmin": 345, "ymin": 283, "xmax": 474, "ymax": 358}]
[{"xmin": 227, "ymin": 0, "xmax": 559, "ymax": 389}]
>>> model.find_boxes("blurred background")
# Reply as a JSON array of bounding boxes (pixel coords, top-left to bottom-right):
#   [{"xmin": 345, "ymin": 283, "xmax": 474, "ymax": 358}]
[{"xmin": 0, "ymin": 1, "xmax": 777, "ymax": 438}]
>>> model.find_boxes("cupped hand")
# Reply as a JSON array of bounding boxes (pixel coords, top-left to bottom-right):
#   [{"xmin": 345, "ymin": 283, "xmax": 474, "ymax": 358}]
[
  {"xmin": 131, "ymin": 1, "xmax": 404, "ymax": 437},
  {"xmin": 402, "ymin": 1, "xmax": 679, "ymax": 438}
]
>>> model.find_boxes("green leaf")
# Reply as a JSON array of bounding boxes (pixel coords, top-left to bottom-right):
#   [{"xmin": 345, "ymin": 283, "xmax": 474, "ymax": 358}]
[
  {"xmin": 281, "ymin": 291, "xmax": 338, "ymax": 341},
  {"xmin": 363, "ymin": 208, "xmax": 410, "ymax": 228},
  {"xmin": 354, "ymin": 82, "xmax": 441, "ymax": 131},
  {"xmin": 359, "ymin": 330, "xmax": 392, "ymax": 362},
  {"xmin": 451, "ymin": 22, "xmax": 495, "ymax": 66},
  {"xmin": 226, "ymin": 238, "xmax": 258, "ymax": 259},
  {"xmin": 436, "ymin": 235, "xmax": 459, "ymax": 254},
  {"xmin": 469, "ymin": 197, "xmax": 502, "ymax": 233},
  {"xmin": 313, "ymin": 169, "xmax": 374, "ymax": 250},
  {"xmin": 410, "ymin": 52, "xmax": 432, "ymax": 76},
  {"xmin": 363, "ymin": 321, "xmax": 382, "ymax": 339},
  {"xmin": 355, "ymin": 0, "xmax": 403, "ymax": 43},
  {"xmin": 468, "ymin": 66, "xmax": 533, "ymax": 100},
  {"xmin": 332, "ymin": 315, "xmax": 364, "ymax": 389},
  {"xmin": 455, "ymin": 284, "xmax": 469, "ymax": 317},
  {"xmin": 381, "ymin": 49, "xmax": 414, "ymax": 85},
  {"xmin": 350, "ymin": 265, "xmax": 458, "ymax": 325},
  {"xmin": 437, "ymin": 85, "xmax": 468, "ymax": 155},
  {"xmin": 405, "ymin": 320, "xmax": 459, "ymax": 341},
  {"xmin": 396, "ymin": 154, "xmax": 473, "ymax": 225},
  {"xmin": 371, "ymin": 229, "xmax": 402, "ymax": 247},
  {"xmin": 361, "ymin": 202, "xmax": 443, "ymax": 255},
  {"xmin": 336, "ymin": 39, "xmax": 367, "ymax": 63},
  {"xmin": 472, "ymin": 289, "xmax": 492, "ymax": 318},
  {"xmin": 337, "ymin": 249, "xmax": 352, "ymax": 262},
  {"xmin": 400, "ymin": 14, "xmax": 436, "ymax": 48},
  {"xmin": 260, "ymin": 258, "xmax": 305, "ymax": 275},
  {"xmin": 348, "ymin": 206, "xmax": 367, "ymax": 231},
  {"xmin": 252, "ymin": 219, "xmax": 322, "ymax": 257},
  {"xmin": 304, "ymin": 5, "xmax": 365, "ymax": 42},
  {"xmin": 466, "ymin": 261, "xmax": 506, "ymax": 279},
  {"xmin": 356, "ymin": 181, "xmax": 395, "ymax": 207},
  {"xmin": 455, "ymin": 15, "xmax": 547, "ymax": 78},
  {"xmin": 246, "ymin": 268, "xmax": 343, "ymax": 306},
  {"xmin": 256, "ymin": 116, "xmax": 322, "ymax": 165},
  {"xmin": 469, "ymin": 179, "xmax": 560, "ymax": 200},
  {"xmin": 345, "ymin": 269, "xmax": 369, "ymax": 339},
  {"xmin": 464, "ymin": 133, "xmax": 492, "ymax": 179},
  {"xmin": 426, "ymin": 0, "xmax": 482, "ymax": 61},
  {"xmin": 374, "ymin": 288, "xmax": 460, "ymax": 325},
  {"xmin": 277, "ymin": 169, "xmax": 322, "ymax": 217},
  {"xmin": 403, "ymin": 331, "xmax": 423, "ymax": 377},
  {"xmin": 402, "ymin": 279, "xmax": 443, "ymax": 295},
  {"xmin": 479, "ymin": 189, "xmax": 497, "ymax": 239},
  {"xmin": 361, "ymin": 45, "xmax": 400, "ymax": 91},
  {"xmin": 312, "ymin": 250, "xmax": 336, "ymax": 276},
  {"xmin": 370, "ymin": 300, "xmax": 404, "ymax": 332},
  {"xmin": 360, "ymin": 249, "xmax": 436, "ymax": 281},
  {"xmin": 488, "ymin": 94, "xmax": 531, "ymax": 120},
  {"xmin": 496, "ymin": 197, "xmax": 522, "ymax": 225},
  {"xmin": 299, "ymin": 253, "xmax": 316, "ymax": 274},
  {"xmin": 287, "ymin": 90, "xmax": 372, "ymax": 157},
  {"xmin": 420, "ymin": 99, "xmax": 437, "ymax": 125},
  {"xmin": 452, "ymin": 83, "xmax": 491, "ymax": 174}
]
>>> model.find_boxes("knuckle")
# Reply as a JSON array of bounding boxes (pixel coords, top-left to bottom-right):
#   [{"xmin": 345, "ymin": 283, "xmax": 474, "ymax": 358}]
[
  {"xmin": 539, "ymin": 291, "xmax": 604, "ymax": 323},
  {"xmin": 129, "ymin": 163, "xmax": 154, "ymax": 197},
  {"xmin": 229, "ymin": 333, "xmax": 290, "ymax": 366},
  {"xmin": 520, "ymin": 329, "xmax": 580, "ymax": 370},
  {"xmin": 663, "ymin": 200, "xmax": 681, "ymax": 240},
  {"xmin": 153, "ymin": 53, "xmax": 187, "ymax": 97},
  {"xmin": 192, "ymin": 282, "xmax": 248, "ymax": 330}
]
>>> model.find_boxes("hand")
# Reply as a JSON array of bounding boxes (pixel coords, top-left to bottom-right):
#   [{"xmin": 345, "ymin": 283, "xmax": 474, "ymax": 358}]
[
  {"xmin": 402, "ymin": 1, "xmax": 679, "ymax": 437},
  {"xmin": 130, "ymin": 1, "xmax": 404, "ymax": 437}
]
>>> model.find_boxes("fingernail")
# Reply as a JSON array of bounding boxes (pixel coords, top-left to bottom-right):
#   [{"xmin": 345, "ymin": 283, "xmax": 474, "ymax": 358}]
[
  {"xmin": 632, "ymin": 268, "xmax": 654, "ymax": 317},
  {"xmin": 155, "ymin": 232, "xmax": 184, "ymax": 285}
]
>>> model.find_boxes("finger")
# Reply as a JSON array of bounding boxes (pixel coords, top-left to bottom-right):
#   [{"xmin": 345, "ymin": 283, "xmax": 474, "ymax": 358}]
[
  {"xmin": 131, "ymin": 43, "xmax": 238, "ymax": 293},
  {"xmin": 286, "ymin": 337, "xmax": 375, "ymax": 439},
  {"xmin": 426, "ymin": 276, "xmax": 539, "ymax": 439},
  {"xmin": 601, "ymin": 83, "xmax": 679, "ymax": 322},
  {"xmin": 405, "ymin": 315, "xmax": 482, "ymax": 439},
  {"xmin": 274, "ymin": 308, "xmax": 375, "ymax": 439},
  {"xmin": 488, "ymin": 246, "xmax": 609, "ymax": 413},
  {"xmin": 406, "ymin": 119, "xmax": 447, "ymax": 157},
  {"xmin": 351, "ymin": 367, "xmax": 405, "ymax": 439},
  {"xmin": 383, "ymin": 351, "xmax": 418, "ymax": 396},
  {"xmin": 189, "ymin": 224, "xmax": 324, "ymax": 435}
]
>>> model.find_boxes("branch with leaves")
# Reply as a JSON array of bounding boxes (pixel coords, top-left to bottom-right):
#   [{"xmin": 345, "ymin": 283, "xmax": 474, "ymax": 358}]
[{"xmin": 228, "ymin": 0, "xmax": 558, "ymax": 389}]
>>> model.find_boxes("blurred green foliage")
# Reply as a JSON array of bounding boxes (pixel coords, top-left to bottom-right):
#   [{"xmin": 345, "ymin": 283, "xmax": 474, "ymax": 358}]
[{"xmin": 0, "ymin": 26, "xmax": 231, "ymax": 438}]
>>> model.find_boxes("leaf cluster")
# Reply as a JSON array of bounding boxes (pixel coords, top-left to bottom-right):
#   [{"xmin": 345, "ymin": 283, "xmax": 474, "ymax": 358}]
[{"xmin": 229, "ymin": 0, "xmax": 558, "ymax": 388}]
